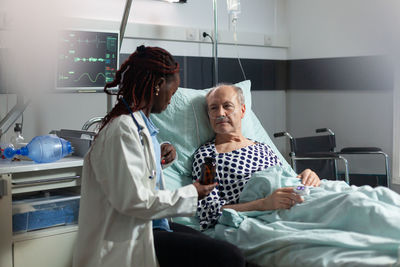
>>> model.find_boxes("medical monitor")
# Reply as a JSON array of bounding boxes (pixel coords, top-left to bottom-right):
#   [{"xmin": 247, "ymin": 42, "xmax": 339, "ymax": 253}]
[{"xmin": 56, "ymin": 30, "xmax": 119, "ymax": 92}]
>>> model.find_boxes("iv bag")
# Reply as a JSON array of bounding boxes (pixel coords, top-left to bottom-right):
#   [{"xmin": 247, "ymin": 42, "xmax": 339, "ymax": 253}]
[
  {"xmin": 227, "ymin": 0, "xmax": 241, "ymax": 15},
  {"xmin": 227, "ymin": 0, "xmax": 241, "ymax": 33}
]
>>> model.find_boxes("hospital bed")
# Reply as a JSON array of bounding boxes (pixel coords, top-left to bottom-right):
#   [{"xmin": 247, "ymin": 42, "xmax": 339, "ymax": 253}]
[{"xmin": 150, "ymin": 80, "xmax": 400, "ymax": 267}]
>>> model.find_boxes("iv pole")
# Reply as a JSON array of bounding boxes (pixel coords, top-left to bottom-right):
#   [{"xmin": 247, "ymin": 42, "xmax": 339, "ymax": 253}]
[{"xmin": 213, "ymin": 0, "xmax": 218, "ymax": 85}]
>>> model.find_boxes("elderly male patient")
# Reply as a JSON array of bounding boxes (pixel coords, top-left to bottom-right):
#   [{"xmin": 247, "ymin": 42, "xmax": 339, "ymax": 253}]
[
  {"xmin": 192, "ymin": 83, "xmax": 400, "ymax": 266},
  {"xmin": 191, "ymin": 84, "xmax": 321, "ymax": 230}
]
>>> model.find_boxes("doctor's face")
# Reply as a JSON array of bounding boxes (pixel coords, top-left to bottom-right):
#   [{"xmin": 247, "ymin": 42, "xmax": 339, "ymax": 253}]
[
  {"xmin": 151, "ymin": 72, "xmax": 180, "ymax": 114},
  {"xmin": 206, "ymin": 85, "xmax": 245, "ymax": 135}
]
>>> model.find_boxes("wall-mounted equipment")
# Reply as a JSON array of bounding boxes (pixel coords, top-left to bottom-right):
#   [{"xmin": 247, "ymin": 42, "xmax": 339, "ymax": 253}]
[{"xmin": 56, "ymin": 30, "xmax": 119, "ymax": 92}]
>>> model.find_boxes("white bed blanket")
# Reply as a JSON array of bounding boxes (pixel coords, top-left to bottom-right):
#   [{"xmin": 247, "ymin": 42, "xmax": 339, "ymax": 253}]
[{"xmin": 210, "ymin": 166, "xmax": 400, "ymax": 267}]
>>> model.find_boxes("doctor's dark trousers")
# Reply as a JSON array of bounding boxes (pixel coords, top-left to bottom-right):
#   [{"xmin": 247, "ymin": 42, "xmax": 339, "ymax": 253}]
[{"xmin": 153, "ymin": 222, "xmax": 246, "ymax": 267}]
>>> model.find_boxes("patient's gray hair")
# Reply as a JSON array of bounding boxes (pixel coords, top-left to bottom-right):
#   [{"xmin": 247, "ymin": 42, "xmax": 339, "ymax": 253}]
[{"xmin": 206, "ymin": 83, "xmax": 245, "ymax": 105}]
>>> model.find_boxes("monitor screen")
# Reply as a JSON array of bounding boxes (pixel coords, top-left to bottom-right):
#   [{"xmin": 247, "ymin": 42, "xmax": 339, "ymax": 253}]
[{"xmin": 56, "ymin": 30, "xmax": 119, "ymax": 92}]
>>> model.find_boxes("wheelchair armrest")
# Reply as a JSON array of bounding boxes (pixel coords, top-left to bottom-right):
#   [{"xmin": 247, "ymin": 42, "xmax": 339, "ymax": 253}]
[
  {"xmin": 293, "ymin": 152, "xmax": 341, "ymax": 158},
  {"xmin": 340, "ymin": 147, "xmax": 382, "ymax": 153},
  {"xmin": 316, "ymin": 128, "xmax": 329, "ymax": 133},
  {"xmin": 315, "ymin": 128, "xmax": 335, "ymax": 135},
  {"xmin": 273, "ymin": 132, "xmax": 287, "ymax": 138},
  {"xmin": 273, "ymin": 132, "xmax": 293, "ymax": 140}
]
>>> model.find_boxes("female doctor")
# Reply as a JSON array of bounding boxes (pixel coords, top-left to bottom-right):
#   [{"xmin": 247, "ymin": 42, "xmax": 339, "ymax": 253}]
[{"xmin": 73, "ymin": 46, "xmax": 246, "ymax": 267}]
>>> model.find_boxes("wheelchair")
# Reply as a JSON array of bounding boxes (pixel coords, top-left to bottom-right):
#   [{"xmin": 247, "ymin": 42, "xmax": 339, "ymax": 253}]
[{"xmin": 274, "ymin": 128, "xmax": 390, "ymax": 188}]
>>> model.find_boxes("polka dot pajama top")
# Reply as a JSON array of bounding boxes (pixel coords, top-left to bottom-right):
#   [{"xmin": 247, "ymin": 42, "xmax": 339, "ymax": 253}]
[{"xmin": 192, "ymin": 140, "xmax": 282, "ymax": 231}]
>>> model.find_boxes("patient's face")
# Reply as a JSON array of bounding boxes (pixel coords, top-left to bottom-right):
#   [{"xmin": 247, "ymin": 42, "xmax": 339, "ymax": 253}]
[{"xmin": 207, "ymin": 86, "xmax": 245, "ymax": 135}]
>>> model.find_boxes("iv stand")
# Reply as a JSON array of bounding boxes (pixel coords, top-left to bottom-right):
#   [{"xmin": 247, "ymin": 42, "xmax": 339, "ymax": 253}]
[{"xmin": 213, "ymin": 0, "xmax": 218, "ymax": 85}]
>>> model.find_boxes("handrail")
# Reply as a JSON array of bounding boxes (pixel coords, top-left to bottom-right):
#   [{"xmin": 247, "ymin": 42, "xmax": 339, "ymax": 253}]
[
  {"xmin": 81, "ymin": 117, "xmax": 103, "ymax": 131},
  {"xmin": 0, "ymin": 96, "xmax": 30, "ymax": 138}
]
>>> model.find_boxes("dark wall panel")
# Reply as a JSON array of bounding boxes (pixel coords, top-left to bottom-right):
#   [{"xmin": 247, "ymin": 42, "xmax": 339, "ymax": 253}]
[
  {"xmin": 120, "ymin": 53, "xmax": 393, "ymax": 92},
  {"xmin": 218, "ymin": 58, "xmax": 287, "ymax": 91},
  {"xmin": 288, "ymin": 56, "xmax": 393, "ymax": 91},
  {"xmin": 120, "ymin": 53, "xmax": 284, "ymax": 91}
]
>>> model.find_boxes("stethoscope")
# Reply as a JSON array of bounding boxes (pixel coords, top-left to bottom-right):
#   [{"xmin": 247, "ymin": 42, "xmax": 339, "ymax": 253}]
[
  {"xmin": 121, "ymin": 97, "xmax": 156, "ymax": 179},
  {"xmin": 121, "ymin": 97, "xmax": 145, "ymax": 146}
]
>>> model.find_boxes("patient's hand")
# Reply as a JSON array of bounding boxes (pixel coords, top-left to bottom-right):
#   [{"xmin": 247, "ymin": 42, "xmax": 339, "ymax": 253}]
[
  {"xmin": 297, "ymin": 169, "xmax": 321, "ymax": 187},
  {"xmin": 160, "ymin": 143, "xmax": 176, "ymax": 165},
  {"xmin": 222, "ymin": 188, "xmax": 303, "ymax": 212},
  {"xmin": 260, "ymin": 187, "xmax": 304, "ymax": 210},
  {"xmin": 192, "ymin": 181, "xmax": 218, "ymax": 200}
]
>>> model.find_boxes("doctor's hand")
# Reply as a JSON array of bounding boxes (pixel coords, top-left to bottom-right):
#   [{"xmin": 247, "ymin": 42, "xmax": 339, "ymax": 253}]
[
  {"xmin": 297, "ymin": 169, "xmax": 321, "ymax": 187},
  {"xmin": 260, "ymin": 187, "xmax": 303, "ymax": 210},
  {"xmin": 160, "ymin": 143, "xmax": 176, "ymax": 165},
  {"xmin": 192, "ymin": 181, "xmax": 218, "ymax": 200}
]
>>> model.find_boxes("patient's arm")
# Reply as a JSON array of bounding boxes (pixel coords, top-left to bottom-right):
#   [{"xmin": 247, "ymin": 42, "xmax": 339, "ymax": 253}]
[
  {"xmin": 196, "ymin": 186, "xmax": 227, "ymax": 230},
  {"xmin": 222, "ymin": 187, "xmax": 303, "ymax": 212},
  {"xmin": 297, "ymin": 169, "xmax": 321, "ymax": 187}
]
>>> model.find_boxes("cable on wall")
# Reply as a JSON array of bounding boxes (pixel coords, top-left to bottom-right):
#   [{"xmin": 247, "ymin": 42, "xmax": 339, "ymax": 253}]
[{"xmin": 202, "ymin": 32, "xmax": 216, "ymax": 86}]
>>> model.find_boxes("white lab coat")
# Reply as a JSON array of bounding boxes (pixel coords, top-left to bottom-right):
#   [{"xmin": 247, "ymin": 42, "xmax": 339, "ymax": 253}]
[{"xmin": 73, "ymin": 113, "xmax": 198, "ymax": 267}]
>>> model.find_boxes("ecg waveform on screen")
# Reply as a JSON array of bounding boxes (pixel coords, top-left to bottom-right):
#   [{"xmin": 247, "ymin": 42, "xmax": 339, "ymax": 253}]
[
  {"xmin": 74, "ymin": 57, "xmax": 106, "ymax": 63},
  {"xmin": 56, "ymin": 30, "xmax": 118, "ymax": 90},
  {"xmin": 74, "ymin": 72, "xmax": 107, "ymax": 83}
]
